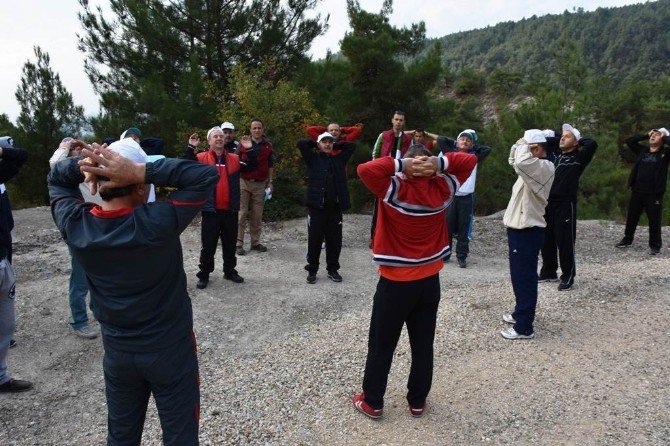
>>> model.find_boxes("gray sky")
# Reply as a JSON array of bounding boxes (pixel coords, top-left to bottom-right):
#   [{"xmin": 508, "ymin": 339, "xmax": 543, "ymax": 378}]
[{"xmin": 0, "ymin": 0, "xmax": 641, "ymax": 122}]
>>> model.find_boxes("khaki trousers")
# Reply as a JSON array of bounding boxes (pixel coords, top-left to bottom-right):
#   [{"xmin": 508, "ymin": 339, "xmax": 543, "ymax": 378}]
[{"xmin": 237, "ymin": 179, "xmax": 266, "ymax": 246}]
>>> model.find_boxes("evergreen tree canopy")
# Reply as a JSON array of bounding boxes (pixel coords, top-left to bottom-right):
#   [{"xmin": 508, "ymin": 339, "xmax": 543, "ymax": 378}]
[
  {"xmin": 77, "ymin": 0, "xmax": 327, "ymax": 147},
  {"xmin": 12, "ymin": 46, "xmax": 86, "ymax": 204}
]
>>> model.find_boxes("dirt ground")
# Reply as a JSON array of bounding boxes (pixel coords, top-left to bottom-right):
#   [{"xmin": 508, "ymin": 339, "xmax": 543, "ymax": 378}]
[{"xmin": 0, "ymin": 207, "xmax": 668, "ymax": 445}]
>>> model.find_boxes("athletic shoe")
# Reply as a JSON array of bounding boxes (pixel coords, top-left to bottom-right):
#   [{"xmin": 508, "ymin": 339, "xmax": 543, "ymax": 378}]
[
  {"xmin": 0, "ymin": 379, "xmax": 33, "ymax": 393},
  {"xmin": 306, "ymin": 273, "xmax": 317, "ymax": 284},
  {"xmin": 224, "ymin": 272, "xmax": 244, "ymax": 283},
  {"xmin": 558, "ymin": 279, "xmax": 573, "ymax": 291},
  {"xmin": 196, "ymin": 278, "xmax": 208, "ymax": 289},
  {"xmin": 71, "ymin": 325, "xmax": 99, "ymax": 339},
  {"xmin": 409, "ymin": 403, "xmax": 426, "ymax": 418},
  {"xmin": 327, "ymin": 271, "xmax": 342, "ymax": 282},
  {"xmin": 502, "ymin": 314, "xmax": 516, "ymax": 324},
  {"xmin": 457, "ymin": 258, "xmax": 467, "ymax": 268},
  {"xmin": 649, "ymin": 248, "xmax": 660, "ymax": 255},
  {"xmin": 236, "ymin": 246, "xmax": 246, "ymax": 256},
  {"xmin": 615, "ymin": 238, "xmax": 632, "ymax": 248},
  {"xmin": 538, "ymin": 274, "xmax": 558, "ymax": 282},
  {"xmin": 9, "ymin": 339, "xmax": 16, "ymax": 348},
  {"xmin": 500, "ymin": 327, "xmax": 534, "ymax": 340},
  {"xmin": 353, "ymin": 393, "xmax": 383, "ymax": 419},
  {"xmin": 250, "ymin": 244, "xmax": 268, "ymax": 252}
]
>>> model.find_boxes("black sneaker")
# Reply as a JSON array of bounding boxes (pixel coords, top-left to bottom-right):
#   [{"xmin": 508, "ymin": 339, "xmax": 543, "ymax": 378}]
[
  {"xmin": 615, "ymin": 238, "xmax": 632, "ymax": 248},
  {"xmin": 250, "ymin": 244, "xmax": 268, "ymax": 252},
  {"xmin": 650, "ymin": 247, "xmax": 660, "ymax": 255},
  {"xmin": 457, "ymin": 258, "xmax": 467, "ymax": 268},
  {"xmin": 327, "ymin": 271, "xmax": 342, "ymax": 282},
  {"xmin": 0, "ymin": 378, "xmax": 33, "ymax": 393},
  {"xmin": 236, "ymin": 246, "xmax": 246, "ymax": 256},
  {"xmin": 558, "ymin": 279, "xmax": 574, "ymax": 291},
  {"xmin": 307, "ymin": 273, "xmax": 317, "ymax": 284},
  {"xmin": 196, "ymin": 277, "xmax": 209, "ymax": 289},
  {"xmin": 9, "ymin": 339, "xmax": 16, "ymax": 348},
  {"xmin": 224, "ymin": 271, "xmax": 244, "ymax": 283}
]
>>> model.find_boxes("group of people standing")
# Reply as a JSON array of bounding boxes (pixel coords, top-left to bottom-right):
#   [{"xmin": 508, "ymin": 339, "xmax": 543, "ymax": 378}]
[{"xmin": 0, "ymin": 112, "xmax": 666, "ymax": 445}]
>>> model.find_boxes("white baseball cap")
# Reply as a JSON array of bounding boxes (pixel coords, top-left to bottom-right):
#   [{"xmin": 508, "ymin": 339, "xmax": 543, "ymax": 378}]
[
  {"xmin": 523, "ymin": 129, "xmax": 547, "ymax": 144},
  {"xmin": 652, "ymin": 127, "xmax": 669, "ymax": 137},
  {"xmin": 317, "ymin": 132, "xmax": 335, "ymax": 143},
  {"xmin": 221, "ymin": 121, "xmax": 235, "ymax": 131},
  {"xmin": 562, "ymin": 123, "xmax": 581, "ymax": 140}
]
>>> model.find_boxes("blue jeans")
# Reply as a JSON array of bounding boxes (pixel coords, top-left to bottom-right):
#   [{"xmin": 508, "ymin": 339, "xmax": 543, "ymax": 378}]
[
  {"xmin": 68, "ymin": 246, "xmax": 90, "ymax": 329},
  {"xmin": 507, "ymin": 227, "xmax": 544, "ymax": 335},
  {"xmin": 0, "ymin": 258, "xmax": 17, "ymax": 385}
]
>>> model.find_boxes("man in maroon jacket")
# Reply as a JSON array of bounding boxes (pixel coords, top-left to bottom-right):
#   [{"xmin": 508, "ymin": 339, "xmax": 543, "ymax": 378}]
[{"xmin": 237, "ymin": 119, "xmax": 275, "ymax": 255}]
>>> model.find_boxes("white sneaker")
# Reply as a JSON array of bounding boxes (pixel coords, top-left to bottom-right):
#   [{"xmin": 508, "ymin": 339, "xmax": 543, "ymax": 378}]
[
  {"xmin": 71, "ymin": 325, "xmax": 99, "ymax": 339},
  {"xmin": 500, "ymin": 327, "xmax": 534, "ymax": 340},
  {"xmin": 502, "ymin": 314, "xmax": 516, "ymax": 324}
]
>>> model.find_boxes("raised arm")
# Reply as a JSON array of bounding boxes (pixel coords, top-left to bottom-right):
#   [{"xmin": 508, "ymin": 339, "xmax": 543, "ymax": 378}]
[
  {"xmin": 306, "ymin": 125, "xmax": 326, "ymax": 141},
  {"xmin": 333, "ymin": 141, "xmax": 357, "ymax": 164},
  {"xmin": 624, "ymin": 134, "xmax": 647, "ymax": 154},
  {"xmin": 340, "ymin": 125, "xmax": 363, "ymax": 142},
  {"xmin": 297, "ymin": 138, "xmax": 317, "ymax": 166},
  {"xmin": 0, "ymin": 147, "xmax": 28, "ymax": 183},
  {"xmin": 577, "ymin": 137, "xmax": 598, "ymax": 166},
  {"xmin": 510, "ymin": 143, "xmax": 555, "ymax": 196},
  {"xmin": 436, "ymin": 135, "xmax": 456, "ymax": 154}
]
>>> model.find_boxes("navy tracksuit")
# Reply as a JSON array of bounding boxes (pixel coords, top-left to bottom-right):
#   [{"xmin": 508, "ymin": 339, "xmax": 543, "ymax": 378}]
[{"xmin": 49, "ymin": 157, "xmax": 218, "ymax": 445}]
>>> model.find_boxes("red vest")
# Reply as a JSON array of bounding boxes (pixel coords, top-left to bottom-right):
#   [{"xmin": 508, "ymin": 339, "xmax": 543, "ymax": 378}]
[
  {"xmin": 197, "ymin": 149, "xmax": 240, "ymax": 210},
  {"xmin": 380, "ymin": 130, "xmax": 412, "ymax": 158},
  {"xmin": 240, "ymin": 139, "xmax": 273, "ymax": 182}
]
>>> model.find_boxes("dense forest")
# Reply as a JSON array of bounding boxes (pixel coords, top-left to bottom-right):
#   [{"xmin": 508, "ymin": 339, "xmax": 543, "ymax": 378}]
[
  {"xmin": 436, "ymin": 0, "xmax": 670, "ymax": 82},
  {"xmin": 2, "ymin": 0, "xmax": 669, "ymax": 225}
]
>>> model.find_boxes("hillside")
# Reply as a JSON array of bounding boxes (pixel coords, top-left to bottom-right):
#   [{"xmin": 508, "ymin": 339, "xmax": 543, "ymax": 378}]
[{"xmin": 434, "ymin": 0, "xmax": 670, "ymax": 81}]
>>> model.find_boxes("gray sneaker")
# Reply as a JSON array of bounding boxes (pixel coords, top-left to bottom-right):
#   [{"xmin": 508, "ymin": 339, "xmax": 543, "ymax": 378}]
[
  {"xmin": 71, "ymin": 325, "xmax": 99, "ymax": 339},
  {"xmin": 502, "ymin": 314, "xmax": 516, "ymax": 324}
]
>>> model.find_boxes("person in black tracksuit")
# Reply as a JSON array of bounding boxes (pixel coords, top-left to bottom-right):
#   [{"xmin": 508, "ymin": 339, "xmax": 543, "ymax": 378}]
[
  {"xmin": 297, "ymin": 133, "xmax": 356, "ymax": 283},
  {"xmin": 539, "ymin": 125, "xmax": 597, "ymax": 290},
  {"xmin": 617, "ymin": 129, "xmax": 670, "ymax": 254},
  {"xmin": 49, "ymin": 140, "xmax": 218, "ymax": 445}
]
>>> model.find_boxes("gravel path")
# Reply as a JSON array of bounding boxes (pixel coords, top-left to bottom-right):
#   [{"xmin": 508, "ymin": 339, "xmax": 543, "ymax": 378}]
[{"xmin": 1, "ymin": 208, "xmax": 668, "ymax": 445}]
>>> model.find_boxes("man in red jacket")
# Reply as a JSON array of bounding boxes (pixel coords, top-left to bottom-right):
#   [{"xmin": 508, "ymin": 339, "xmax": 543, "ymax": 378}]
[
  {"xmin": 353, "ymin": 144, "xmax": 476, "ymax": 419},
  {"xmin": 182, "ymin": 126, "xmax": 244, "ymax": 288}
]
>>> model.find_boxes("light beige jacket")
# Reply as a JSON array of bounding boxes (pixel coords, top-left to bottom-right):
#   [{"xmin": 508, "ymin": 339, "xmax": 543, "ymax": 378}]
[{"xmin": 503, "ymin": 143, "xmax": 555, "ymax": 229}]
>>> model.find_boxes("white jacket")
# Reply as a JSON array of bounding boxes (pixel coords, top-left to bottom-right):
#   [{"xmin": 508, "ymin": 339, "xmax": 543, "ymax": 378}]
[{"xmin": 503, "ymin": 143, "xmax": 555, "ymax": 229}]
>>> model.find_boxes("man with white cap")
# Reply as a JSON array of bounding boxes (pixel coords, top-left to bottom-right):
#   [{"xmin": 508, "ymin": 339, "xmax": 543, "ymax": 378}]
[
  {"xmin": 501, "ymin": 130, "xmax": 555, "ymax": 340},
  {"xmin": 539, "ymin": 123, "xmax": 597, "ymax": 291},
  {"xmin": 183, "ymin": 126, "xmax": 244, "ymax": 287},
  {"xmin": 0, "ymin": 135, "xmax": 32, "ymax": 393},
  {"xmin": 441, "ymin": 129, "xmax": 492, "ymax": 268},
  {"xmin": 616, "ymin": 127, "xmax": 670, "ymax": 254},
  {"xmin": 297, "ymin": 132, "xmax": 356, "ymax": 283},
  {"xmin": 48, "ymin": 139, "xmax": 218, "ymax": 445}
]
